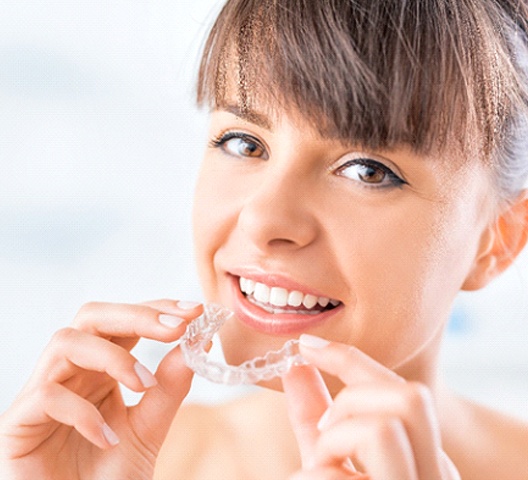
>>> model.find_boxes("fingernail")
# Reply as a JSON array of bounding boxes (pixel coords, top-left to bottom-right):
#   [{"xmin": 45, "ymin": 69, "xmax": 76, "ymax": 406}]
[
  {"xmin": 299, "ymin": 334, "xmax": 331, "ymax": 349},
  {"xmin": 317, "ymin": 408, "xmax": 331, "ymax": 431},
  {"xmin": 134, "ymin": 362, "xmax": 158, "ymax": 388},
  {"xmin": 159, "ymin": 314, "xmax": 185, "ymax": 328},
  {"xmin": 177, "ymin": 301, "xmax": 201, "ymax": 310},
  {"xmin": 102, "ymin": 423, "xmax": 120, "ymax": 446}
]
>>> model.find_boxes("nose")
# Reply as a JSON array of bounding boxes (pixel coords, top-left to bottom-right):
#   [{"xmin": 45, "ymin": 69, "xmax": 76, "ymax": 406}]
[{"xmin": 236, "ymin": 168, "xmax": 319, "ymax": 252}]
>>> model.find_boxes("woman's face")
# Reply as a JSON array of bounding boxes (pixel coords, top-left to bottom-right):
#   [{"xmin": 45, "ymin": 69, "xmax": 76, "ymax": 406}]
[{"xmin": 192, "ymin": 104, "xmax": 493, "ymax": 391}]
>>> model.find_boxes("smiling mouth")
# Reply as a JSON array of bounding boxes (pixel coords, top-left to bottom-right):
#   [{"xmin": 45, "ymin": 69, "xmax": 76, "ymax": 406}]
[{"xmin": 238, "ymin": 276, "xmax": 342, "ymax": 315}]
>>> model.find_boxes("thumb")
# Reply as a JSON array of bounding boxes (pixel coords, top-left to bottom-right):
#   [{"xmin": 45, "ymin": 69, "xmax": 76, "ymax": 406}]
[
  {"xmin": 128, "ymin": 345, "xmax": 194, "ymax": 452},
  {"xmin": 282, "ymin": 364, "xmax": 333, "ymax": 469}
]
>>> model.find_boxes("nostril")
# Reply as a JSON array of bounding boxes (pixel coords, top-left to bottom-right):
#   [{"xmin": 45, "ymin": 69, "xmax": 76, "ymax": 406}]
[
  {"xmin": 267, "ymin": 238, "xmax": 297, "ymax": 247},
  {"xmin": 236, "ymin": 189, "xmax": 318, "ymax": 251}
]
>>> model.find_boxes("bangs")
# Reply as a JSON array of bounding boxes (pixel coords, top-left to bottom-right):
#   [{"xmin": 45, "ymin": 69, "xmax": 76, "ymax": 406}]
[{"xmin": 197, "ymin": 0, "xmax": 528, "ymax": 157}]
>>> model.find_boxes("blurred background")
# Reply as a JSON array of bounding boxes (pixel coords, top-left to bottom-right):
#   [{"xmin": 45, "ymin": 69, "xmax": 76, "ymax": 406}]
[{"xmin": 1, "ymin": 0, "xmax": 527, "ymax": 418}]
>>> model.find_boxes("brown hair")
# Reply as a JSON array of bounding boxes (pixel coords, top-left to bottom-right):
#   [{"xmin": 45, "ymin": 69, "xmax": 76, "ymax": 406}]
[{"xmin": 197, "ymin": 0, "xmax": 528, "ymax": 201}]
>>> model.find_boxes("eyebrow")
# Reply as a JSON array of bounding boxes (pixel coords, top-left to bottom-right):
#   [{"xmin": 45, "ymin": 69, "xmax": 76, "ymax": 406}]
[{"xmin": 218, "ymin": 103, "xmax": 273, "ymax": 131}]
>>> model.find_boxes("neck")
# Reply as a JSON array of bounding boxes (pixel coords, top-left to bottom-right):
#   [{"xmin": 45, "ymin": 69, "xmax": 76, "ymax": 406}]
[{"xmin": 393, "ymin": 324, "xmax": 446, "ymax": 399}]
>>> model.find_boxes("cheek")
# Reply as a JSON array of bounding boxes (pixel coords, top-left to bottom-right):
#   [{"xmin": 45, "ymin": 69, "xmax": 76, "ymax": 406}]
[
  {"xmin": 332, "ymin": 195, "xmax": 484, "ymax": 365},
  {"xmin": 192, "ymin": 165, "xmax": 220, "ymax": 297},
  {"xmin": 192, "ymin": 161, "xmax": 241, "ymax": 296}
]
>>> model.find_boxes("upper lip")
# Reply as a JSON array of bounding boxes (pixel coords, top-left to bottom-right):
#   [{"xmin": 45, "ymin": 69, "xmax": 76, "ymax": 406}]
[{"xmin": 228, "ymin": 267, "xmax": 341, "ymax": 302}]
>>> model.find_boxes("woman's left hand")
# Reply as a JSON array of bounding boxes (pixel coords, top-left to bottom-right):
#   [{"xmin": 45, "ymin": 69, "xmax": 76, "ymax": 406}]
[{"xmin": 282, "ymin": 335, "xmax": 460, "ymax": 480}]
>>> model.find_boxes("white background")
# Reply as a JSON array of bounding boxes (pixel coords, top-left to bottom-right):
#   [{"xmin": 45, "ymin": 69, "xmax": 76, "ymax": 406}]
[{"xmin": 1, "ymin": 0, "xmax": 527, "ymax": 419}]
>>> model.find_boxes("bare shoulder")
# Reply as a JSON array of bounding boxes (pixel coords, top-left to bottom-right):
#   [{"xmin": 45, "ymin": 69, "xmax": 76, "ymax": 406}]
[
  {"xmin": 441, "ymin": 392, "xmax": 528, "ymax": 480},
  {"xmin": 154, "ymin": 401, "xmax": 242, "ymax": 480}
]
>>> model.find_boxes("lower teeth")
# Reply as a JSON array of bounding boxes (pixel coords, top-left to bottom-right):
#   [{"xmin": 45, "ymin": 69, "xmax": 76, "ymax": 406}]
[{"xmin": 246, "ymin": 295, "xmax": 323, "ymax": 315}]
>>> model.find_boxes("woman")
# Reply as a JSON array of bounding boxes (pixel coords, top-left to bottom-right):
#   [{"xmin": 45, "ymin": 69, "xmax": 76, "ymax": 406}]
[{"xmin": 1, "ymin": 0, "xmax": 528, "ymax": 478}]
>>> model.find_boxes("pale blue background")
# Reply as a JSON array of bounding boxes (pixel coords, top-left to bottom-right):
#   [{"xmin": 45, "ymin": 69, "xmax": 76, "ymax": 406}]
[{"xmin": 1, "ymin": 0, "xmax": 527, "ymax": 418}]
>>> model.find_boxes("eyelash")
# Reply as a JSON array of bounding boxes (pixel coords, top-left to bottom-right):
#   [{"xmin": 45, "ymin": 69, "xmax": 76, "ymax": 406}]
[
  {"xmin": 335, "ymin": 158, "xmax": 408, "ymax": 189},
  {"xmin": 209, "ymin": 132, "xmax": 407, "ymax": 189},
  {"xmin": 209, "ymin": 131, "xmax": 265, "ymax": 156}
]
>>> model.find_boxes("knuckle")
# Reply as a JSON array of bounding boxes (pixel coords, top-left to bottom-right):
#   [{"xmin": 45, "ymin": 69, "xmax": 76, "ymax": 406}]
[
  {"xmin": 50, "ymin": 327, "xmax": 78, "ymax": 346},
  {"xmin": 73, "ymin": 301, "xmax": 104, "ymax": 328},
  {"xmin": 371, "ymin": 417, "xmax": 404, "ymax": 446},
  {"xmin": 76, "ymin": 301, "xmax": 102, "ymax": 317},
  {"xmin": 345, "ymin": 344, "xmax": 361, "ymax": 358},
  {"xmin": 34, "ymin": 381, "xmax": 57, "ymax": 402},
  {"xmin": 404, "ymin": 381, "xmax": 431, "ymax": 411},
  {"xmin": 133, "ymin": 304, "xmax": 157, "ymax": 319}
]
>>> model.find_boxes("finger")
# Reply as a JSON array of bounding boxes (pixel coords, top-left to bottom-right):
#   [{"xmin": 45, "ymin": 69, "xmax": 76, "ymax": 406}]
[
  {"xmin": 31, "ymin": 328, "xmax": 158, "ymax": 392},
  {"xmin": 128, "ymin": 344, "xmax": 194, "ymax": 453},
  {"xmin": 139, "ymin": 299, "xmax": 203, "ymax": 316},
  {"xmin": 441, "ymin": 451, "xmax": 462, "ymax": 480},
  {"xmin": 298, "ymin": 334, "xmax": 403, "ymax": 386},
  {"xmin": 320, "ymin": 382, "xmax": 443, "ymax": 479},
  {"xmin": 9, "ymin": 382, "xmax": 117, "ymax": 451},
  {"xmin": 315, "ymin": 417, "xmax": 418, "ymax": 480},
  {"xmin": 71, "ymin": 301, "xmax": 198, "ymax": 346},
  {"xmin": 282, "ymin": 364, "xmax": 336, "ymax": 470},
  {"xmin": 289, "ymin": 466, "xmax": 366, "ymax": 480}
]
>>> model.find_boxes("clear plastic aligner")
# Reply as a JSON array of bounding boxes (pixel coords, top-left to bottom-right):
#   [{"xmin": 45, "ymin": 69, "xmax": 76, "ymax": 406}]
[{"xmin": 180, "ymin": 303, "xmax": 308, "ymax": 385}]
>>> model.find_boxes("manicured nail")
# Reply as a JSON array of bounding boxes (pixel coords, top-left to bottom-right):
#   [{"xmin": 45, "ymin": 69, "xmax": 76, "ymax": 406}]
[
  {"xmin": 299, "ymin": 334, "xmax": 331, "ymax": 349},
  {"xmin": 102, "ymin": 423, "xmax": 120, "ymax": 446},
  {"xmin": 317, "ymin": 408, "xmax": 331, "ymax": 431},
  {"xmin": 134, "ymin": 362, "xmax": 158, "ymax": 388},
  {"xmin": 177, "ymin": 301, "xmax": 201, "ymax": 310},
  {"xmin": 159, "ymin": 314, "xmax": 185, "ymax": 328}
]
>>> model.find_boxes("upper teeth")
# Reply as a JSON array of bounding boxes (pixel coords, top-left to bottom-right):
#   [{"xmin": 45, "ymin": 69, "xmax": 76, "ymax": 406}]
[{"xmin": 239, "ymin": 277, "xmax": 340, "ymax": 310}]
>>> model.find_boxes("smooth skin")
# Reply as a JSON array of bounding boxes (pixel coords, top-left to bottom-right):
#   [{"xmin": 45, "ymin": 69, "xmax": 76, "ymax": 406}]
[
  {"xmin": 0, "ymin": 300, "xmax": 202, "ymax": 480},
  {"xmin": 193, "ymin": 108, "xmax": 498, "ymax": 382},
  {"xmin": 182, "ymin": 105, "xmax": 528, "ymax": 479},
  {"xmin": 283, "ymin": 338, "xmax": 459, "ymax": 480},
  {"xmin": 2, "ymin": 103, "xmax": 528, "ymax": 480}
]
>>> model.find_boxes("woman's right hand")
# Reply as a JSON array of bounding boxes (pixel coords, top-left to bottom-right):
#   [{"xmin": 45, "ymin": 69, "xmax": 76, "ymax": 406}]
[{"xmin": 0, "ymin": 299, "xmax": 202, "ymax": 480}]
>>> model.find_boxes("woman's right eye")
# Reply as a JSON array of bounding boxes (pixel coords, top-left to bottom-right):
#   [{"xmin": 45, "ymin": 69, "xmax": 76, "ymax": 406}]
[{"xmin": 210, "ymin": 132, "xmax": 268, "ymax": 159}]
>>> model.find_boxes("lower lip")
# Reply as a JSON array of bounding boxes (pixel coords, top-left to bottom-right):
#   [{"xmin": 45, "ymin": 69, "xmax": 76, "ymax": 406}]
[{"xmin": 230, "ymin": 277, "xmax": 343, "ymax": 336}]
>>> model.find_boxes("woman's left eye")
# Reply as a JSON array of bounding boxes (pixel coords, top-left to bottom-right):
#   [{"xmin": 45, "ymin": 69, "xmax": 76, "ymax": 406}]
[
  {"xmin": 210, "ymin": 132, "xmax": 267, "ymax": 159},
  {"xmin": 335, "ymin": 159, "xmax": 407, "ymax": 188}
]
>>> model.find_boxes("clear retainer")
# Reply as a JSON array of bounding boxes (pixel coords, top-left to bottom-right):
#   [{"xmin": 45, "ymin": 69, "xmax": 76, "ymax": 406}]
[{"xmin": 180, "ymin": 303, "xmax": 308, "ymax": 385}]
